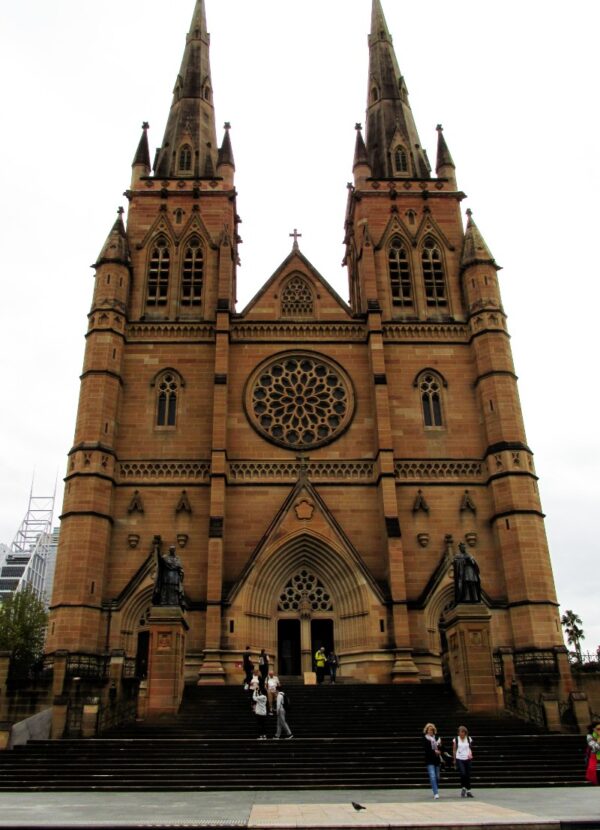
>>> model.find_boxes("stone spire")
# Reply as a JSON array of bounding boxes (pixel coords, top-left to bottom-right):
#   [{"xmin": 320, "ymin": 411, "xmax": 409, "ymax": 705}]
[
  {"xmin": 95, "ymin": 208, "xmax": 130, "ymax": 267},
  {"xmin": 132, "ymin": 122, "xmax": 151, "ymax": 170},
  {"xmin": 461, "ymin": 209, "xmax": 497, "ymax": 272},
  {"xmin": 154, "ymin": 0, "xmax": 218, "ymax": 178},
  {"xmin": 435, "ymin": 124, "xmax": 455, "ymax": 174},
  {"xmin": 366, "ymin": 0, "xmax": 430, "ymax": 179},
  {"xmin": 217, "ymin": 123, "xmax": 235, "ymax": 170}
]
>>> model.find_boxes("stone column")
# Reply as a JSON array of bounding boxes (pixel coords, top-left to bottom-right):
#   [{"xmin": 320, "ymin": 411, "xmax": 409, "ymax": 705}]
[
  {"xmin": 570, "ymin": 690, "xmax": 591, "ymax": 735},
  {"xmin": 146, "ymin": 607, "xmax": 189, "ymax": 716},
  {"xmin": 444, "ymin": 604, "xmax": 498, "ymax": 712}
]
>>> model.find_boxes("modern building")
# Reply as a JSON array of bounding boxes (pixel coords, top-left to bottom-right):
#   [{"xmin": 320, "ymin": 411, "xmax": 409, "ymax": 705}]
[
  {"xmin": 0, "ymin": 491, "xmax": 56, "ymax": 605},
  {"xmin": 46, "ymin": 0, "xmax": 572, "ymax": 703}
]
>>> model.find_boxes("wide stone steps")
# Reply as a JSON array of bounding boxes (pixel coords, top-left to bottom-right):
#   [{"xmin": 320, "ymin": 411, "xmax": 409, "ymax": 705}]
[
  {"xmin": 0, "ymin": 734, "xmax": 586, "ymax": 791},
  {"xmin": 0, "ymin": 684, "xmax": 587, "ymax": 791}
]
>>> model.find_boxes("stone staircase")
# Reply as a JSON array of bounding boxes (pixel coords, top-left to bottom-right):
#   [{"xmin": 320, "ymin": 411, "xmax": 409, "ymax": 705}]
[{"xmin": 0, "ymin": 684, "xmax": 587, "ymax": 791}]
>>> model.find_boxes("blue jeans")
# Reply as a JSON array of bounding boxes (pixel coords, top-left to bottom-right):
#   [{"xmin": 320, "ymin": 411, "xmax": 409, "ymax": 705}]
[{"xmin": 426, "ymin": 763, "xmax": 440, "ymax": 795}]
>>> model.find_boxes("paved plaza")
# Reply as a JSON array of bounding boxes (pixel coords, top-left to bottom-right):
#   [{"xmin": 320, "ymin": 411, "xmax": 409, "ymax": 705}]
[{"xmin": 0, "ymin": 787, "xmax": 597, "ymax": 828}]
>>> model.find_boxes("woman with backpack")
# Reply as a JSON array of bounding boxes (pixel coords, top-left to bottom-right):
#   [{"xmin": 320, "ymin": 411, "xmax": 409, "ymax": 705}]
[{"xmin": 453, "ymin": 725, "xmax": 474, "ymax": 798}]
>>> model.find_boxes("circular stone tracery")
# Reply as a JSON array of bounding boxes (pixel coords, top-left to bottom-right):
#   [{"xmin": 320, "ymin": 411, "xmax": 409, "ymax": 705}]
[{"xmin": 245, "ymin": 352, "xmax": 354, "ymax": 450}]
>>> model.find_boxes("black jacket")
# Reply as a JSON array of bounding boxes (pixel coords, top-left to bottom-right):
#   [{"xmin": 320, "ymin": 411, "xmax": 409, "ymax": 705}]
[{"xmin": 423, "ymin": 735, "xmax": 441, "ymax": 766}]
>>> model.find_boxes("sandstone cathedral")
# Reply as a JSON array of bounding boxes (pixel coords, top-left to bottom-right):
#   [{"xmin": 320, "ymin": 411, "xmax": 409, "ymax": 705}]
[{"xmin": 46, "ymin": 0, "xmax": 573, "ymax": 713}]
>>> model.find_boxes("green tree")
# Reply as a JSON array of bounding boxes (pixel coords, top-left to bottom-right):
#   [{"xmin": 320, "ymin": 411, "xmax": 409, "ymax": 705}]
[
  {"xmin": 561, "ymin": 609, "xmax": 585, "ymax": 663},
  {"xmin": 0, "ymin": 587, "xmax": 48, "ymax": 687}
]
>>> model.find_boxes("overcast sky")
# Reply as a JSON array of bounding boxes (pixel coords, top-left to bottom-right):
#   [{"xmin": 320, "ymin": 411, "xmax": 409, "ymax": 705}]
[{"xmin": 0, "ymin": 0, "xmax": 598, "ymax": 651}]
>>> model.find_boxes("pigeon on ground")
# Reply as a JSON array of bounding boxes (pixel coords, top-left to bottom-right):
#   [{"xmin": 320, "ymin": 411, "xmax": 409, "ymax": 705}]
[{"xmin": 351, "ymin": 802, "xmax": 367, "ymax": 811}]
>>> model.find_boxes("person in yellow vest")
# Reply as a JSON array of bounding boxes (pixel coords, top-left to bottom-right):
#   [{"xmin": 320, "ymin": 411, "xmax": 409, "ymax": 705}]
[{"xmin": 314, "ymin": 646, "xmax": 327, "ymax": 684}]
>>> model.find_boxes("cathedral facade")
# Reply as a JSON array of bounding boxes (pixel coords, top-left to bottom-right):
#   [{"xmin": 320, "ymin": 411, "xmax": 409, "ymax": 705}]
[{"xmin": 46, "ymin": 0, "xmax": 572, "ymax": 697}]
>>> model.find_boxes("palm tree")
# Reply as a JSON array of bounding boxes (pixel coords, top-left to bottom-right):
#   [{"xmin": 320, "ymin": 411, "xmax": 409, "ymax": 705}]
[{"xmin": 561, "ymin": 610, "xmax": 585, "ymax": 662}]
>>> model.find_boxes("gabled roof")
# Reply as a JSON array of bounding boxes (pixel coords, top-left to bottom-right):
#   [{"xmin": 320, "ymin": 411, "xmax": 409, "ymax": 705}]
[{"xmin": 238, "ymin": 248, "xmax": 352, "ymax": 319}]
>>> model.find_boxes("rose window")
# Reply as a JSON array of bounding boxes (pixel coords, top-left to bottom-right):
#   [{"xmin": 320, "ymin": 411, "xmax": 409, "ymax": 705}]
[
  {"xmin": 246, "ymin": 353, "xmax": 354, "ymax": 449},
  {"xmin": 278, "ymin": 570, "xmax": 333, "ymax": 612}
]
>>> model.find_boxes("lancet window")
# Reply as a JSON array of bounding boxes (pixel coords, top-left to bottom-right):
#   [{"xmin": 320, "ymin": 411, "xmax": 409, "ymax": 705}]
[
  {"xmin": 156, "ymin": 371, "xmax": 179, "ymax": 427},
  {"xmin": 179, "ymin": 144, "xmax": 193, "ymax": 173},
  {"xmin": 388, "ymin": 237, "xmax": 413, "ymax": 306},
  {"xmin": 181, "ymin": 237, "xmax": 204, "ymax": 306},
  {"xmin": 422, "ymin": 237, "xmax": 448, "ymax": 308},
  {"xmin": 146, "ymin": 237, "xmax": 171, "ymax": 306},
  {"xmin": 393, "ymin": 145, "xmax": 409, "ymax": 174},
  {"xmin": 418, "ymin": 371, "xmax": 444, "ymax": 428}
]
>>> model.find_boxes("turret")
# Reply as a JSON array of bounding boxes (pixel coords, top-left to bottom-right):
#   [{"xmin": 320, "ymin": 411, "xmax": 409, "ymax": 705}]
[
  {"xmin": 353, "ymin": 123, "xmax": 371, "ymax": 185},
  {"xmin": 131, "ymin": 122, "xmax": 151, "ymax": 187},
  {"xmin": 216, "ymin": 122, "xmax": 235, "ymax": 187},
  {"xmin": 435, "ymin": 124, "xmax": 456, "ymax": 187}
]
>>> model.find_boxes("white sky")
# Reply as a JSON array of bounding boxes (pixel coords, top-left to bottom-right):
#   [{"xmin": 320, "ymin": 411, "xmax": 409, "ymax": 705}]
[{"xmin": 0, "ymin": 0, "xmax": 598, "ymax": 652}]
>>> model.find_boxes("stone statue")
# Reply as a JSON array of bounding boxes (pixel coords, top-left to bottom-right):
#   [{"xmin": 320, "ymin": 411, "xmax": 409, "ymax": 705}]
[
  {"xmin": 453, "ymin": 542, "xmax": 482, "ymax": 604},
  {"xmin": 152, "ymin": 542, "xmax": 185, "ymax": 608}
]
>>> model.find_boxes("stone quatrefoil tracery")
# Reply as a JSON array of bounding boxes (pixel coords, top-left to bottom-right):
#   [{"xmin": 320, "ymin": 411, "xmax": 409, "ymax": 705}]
[
  {"xmin": 278, "ymin": 570, "xmax": 333, "ymax": 613},
  {"xmin": 247, "ymin": 354, "xmax": 353, "ymax": 449},
  {"xmin": 281, "ymin": 276, "xmax": 314, "ymax": 317}
]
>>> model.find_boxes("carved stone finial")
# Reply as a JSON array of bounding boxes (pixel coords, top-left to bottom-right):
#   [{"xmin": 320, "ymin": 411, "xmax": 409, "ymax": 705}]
[
  {"xmin": 355, "ymin": 122, "xmax": 363, "ymax": 131},
  {"xmin": 224, "ymin": 121, "xmax": 231, "ymax": 131},
  {"xmin": 413, "ymin": 489, "xmax": 430, "ymax": 514},
  {"xmin": 117, "ymin": 206, "xmax": 124, "ymax": 217},
  {"xmin": 142, "ymin": 121, "xmax": 150, "ymax": 131},
  {"xmin": 460, "ymin": 489, "xmax": 477, "ymax": 514},
  {"xmin": 127, "ymin": 490, "xmax": 144, "ymax": 514},
  {"xmin": 176, "ymin": 490, "xmax": 192, "ymax": 515},
  {"xmin": 436, "ymin": 123, "xmax": 443, "ymax": 132},
  {"xmin": 466, "ymin": 208, "xmax": 473, "ymax": 219}
]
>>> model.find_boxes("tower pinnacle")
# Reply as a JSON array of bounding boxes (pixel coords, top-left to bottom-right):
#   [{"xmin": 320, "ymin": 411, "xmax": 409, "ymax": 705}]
[
  {"xmin": 154, "ymin": 0, "xmax": 218, "ymax": 179},
  {"xmin": 461, "ymin": 209, "xmax": 497, "ymax": 272},
  {"xmin": 366, "ymin": 0, "xmax": 430, "ymax": 179}
]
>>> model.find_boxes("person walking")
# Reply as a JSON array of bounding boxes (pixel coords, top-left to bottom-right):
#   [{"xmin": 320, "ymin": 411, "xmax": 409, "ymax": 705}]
[
  {"xmin": 248, "ymin": 667, "xmax": 261, "ymax": 695},
  {"xmin": 422, "ymin": 723, "xmax": 442, "ymax": 799},
  {"xmin": 242, "ymin": 646, "xmax": 253, "ymax": 689},
  {"xmin": 327, "ymin": 651, "xmax": 339, "ymax": 684},
  {"xmin": 453, "ymin": 725, "xmax": 474, "ymax": 798},
  {"xmin": 266, "ymin": 670, "xmax": 280, "ymax": 715},
  {"xmin": 586, "ymin": 722, "xmax": 600, "ymax": 784},
  {"xmin": 258, "ymin": 648, "xmax": 269, "ymax": 684},
  {"xmin": 273, "ymin": 686, "xmax": 293, "ymax": 740},
  {"xmin": 253, "ymin": 686, "xmax": 268, "ymax": 740},
  {"xmin": 314, "ymin": 646, "xmax": 327, "ymax": 684}
]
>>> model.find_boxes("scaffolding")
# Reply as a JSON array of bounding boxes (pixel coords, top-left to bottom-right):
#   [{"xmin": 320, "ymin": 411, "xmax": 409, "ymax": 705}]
[{"xmin": 0, "ymin": 484, "xmax": 57, "ymax": 605}]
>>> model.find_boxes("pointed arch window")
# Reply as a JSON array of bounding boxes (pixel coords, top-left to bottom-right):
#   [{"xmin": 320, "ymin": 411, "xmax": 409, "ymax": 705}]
[
  {"xmin": 146, "ymin": 237, "xmax": 170, "ymax": 306},
  {"xmin": 418, "ymin": 371, "xmax": 444, "ymax": 428},
  {"xmin": 179, "ymin": 144, "xmax": 193, "ymax": 173},
  {"xmin": 181, "ymin": 237, "xmax": 204, "ymax": 306},
  {"xmin": 422, "ymin": 236, "xmax": 448, "ymax": 308},
  {"xmin": 388, "ymin": 237, "xmax": 413, "ymax": 307},
  {"xmin": 393, "ymin": 145, "xmax": 409, "ymax": 174},
  {"xmin": 281, "ymin": 275, "xmax": 314, "ymax": 317},
  {"xmin": 156, "ymin": 371, "xmax": 179, "ymax": 427},
  {"xmin": 278, "ymin": 569, "xmax": 333, "ymax": 613}
]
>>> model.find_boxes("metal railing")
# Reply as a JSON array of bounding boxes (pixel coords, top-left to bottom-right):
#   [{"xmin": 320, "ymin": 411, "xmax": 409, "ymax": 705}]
[
  {"xmin": 504, "ymin": 686, "xmax": 546, "ymax": 729},
  {"xmin": 97, "ymin": 697, "xmax": 138, "ymax": 734}
]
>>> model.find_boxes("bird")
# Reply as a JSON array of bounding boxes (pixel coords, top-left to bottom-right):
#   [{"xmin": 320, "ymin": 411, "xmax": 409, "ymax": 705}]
[{"xmin": 351, "ymin": 802, "xmax": 366, "ymax": 811}]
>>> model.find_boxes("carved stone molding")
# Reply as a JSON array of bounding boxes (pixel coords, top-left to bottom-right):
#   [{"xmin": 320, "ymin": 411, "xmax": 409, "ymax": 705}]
[
  {"xmin": 231, "ymin": 323, "xmax": 367, "ymax": 342},
  {"xmin": 126, "ymin": 323, "xmax": 215, "ymax": 342},
  {"xmin": 228, "ymin": 460, "xmax": 375, "ymax": 483},
  {"xmin": 119, "ymin": 461, "xmax": 210, "ymax": 482},
  {"xmin": 383, "ymin": 323, "xmax": 469, "ymax": 342},
  {"xmin": 395, "ymin": 460, "xmax": 483, "ymax": 481}
]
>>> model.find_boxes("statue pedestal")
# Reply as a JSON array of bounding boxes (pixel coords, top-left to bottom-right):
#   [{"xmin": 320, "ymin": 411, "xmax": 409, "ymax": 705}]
[
  {"xmin": 444, "ymin": 603, "xmax": 498, "ymax": 713},
  {"xmin": 146, "ymin": 606, "xmax": 189, "ymax": 717}
]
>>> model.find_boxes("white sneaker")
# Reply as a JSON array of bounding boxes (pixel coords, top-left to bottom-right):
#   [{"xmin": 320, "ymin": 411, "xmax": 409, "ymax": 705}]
[{"xmin": 433, "ymin": 794, "xmax": 439, "ymax": 800}]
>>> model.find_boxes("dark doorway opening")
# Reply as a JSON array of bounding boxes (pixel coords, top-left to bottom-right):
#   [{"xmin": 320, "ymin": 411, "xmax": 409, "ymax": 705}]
[
  {"xmin": 136, "ymin": 630, "xmax": 150, "ymax": 680},
  {"xmin": 311, "ymin": 618, "xmax": 334, "ymax": 661},
  {"xmin": 278, "ymin": 619, "xmax": 301, "ymax": 676}
]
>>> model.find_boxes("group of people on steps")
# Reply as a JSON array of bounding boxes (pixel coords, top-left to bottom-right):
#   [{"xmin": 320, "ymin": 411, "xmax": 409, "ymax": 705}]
[{"xmin": 423, "ymin": 723, "xmax": 475, "ymax": 799}]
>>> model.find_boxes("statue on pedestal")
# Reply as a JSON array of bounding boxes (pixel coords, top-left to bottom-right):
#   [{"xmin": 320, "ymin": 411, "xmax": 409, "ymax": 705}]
[
  {"xmin": 453, "ymin": 542, "xmax": 482, "ymax": 604},
  {"xmin": 152, "ymin": 538, "xmax": 185, "ymax": 608}
]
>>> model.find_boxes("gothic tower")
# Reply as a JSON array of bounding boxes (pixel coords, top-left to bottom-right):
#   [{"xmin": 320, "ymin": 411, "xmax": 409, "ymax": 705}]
[{"xmin": 47, "ymin": 0, "xmax": 572, "ymax": 703}]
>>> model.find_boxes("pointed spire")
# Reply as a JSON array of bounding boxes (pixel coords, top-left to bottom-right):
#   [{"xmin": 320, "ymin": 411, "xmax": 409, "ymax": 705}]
[
  {"xmin": 353, "ymin": 123, "xmax": 370, "ymax": 171},
  {"xmin": 217, "ymin": 122, "xmax": 235, "ymax": 170},
  {"xmin": 132, "ymin": 122, "xmax": 151, "ymax": 170},
  {"xmin": 435, "ymin": 124, "xmax": 455, "ymax": 173},
  {"xmin": 366, "ymin": 0, "xmax": 430, "ymax": 179},
  {"xmin": 95, "ymin": 207, "xmax": 130, "ymax": 267},
  {"xmin": 154, "ymin": 0, "xmax": 218, "ymax": 179},
  {"xmin": 461, "ymin": 210, "xmax": 497, "ymax": 272}
]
